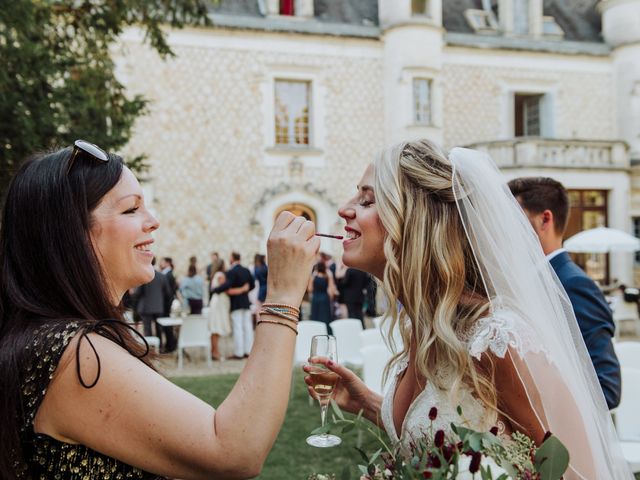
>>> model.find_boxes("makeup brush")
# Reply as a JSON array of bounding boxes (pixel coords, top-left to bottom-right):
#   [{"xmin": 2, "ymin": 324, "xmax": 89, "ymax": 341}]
[{"xmin": 315, "ymin": 233, "xmax": 344, "ymax": 240}]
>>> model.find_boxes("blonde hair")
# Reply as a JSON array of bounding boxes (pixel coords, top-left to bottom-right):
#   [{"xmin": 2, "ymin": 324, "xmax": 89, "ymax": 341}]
[{"xmin": 375, "ymin": 139, "xmax": 498, "ymax": 418}]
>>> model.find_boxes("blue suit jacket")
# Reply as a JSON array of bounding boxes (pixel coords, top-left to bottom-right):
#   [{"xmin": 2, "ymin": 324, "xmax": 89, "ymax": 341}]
[{"xmin": 550, "ymin": 251, "xmax": 621, "ymax": 409}]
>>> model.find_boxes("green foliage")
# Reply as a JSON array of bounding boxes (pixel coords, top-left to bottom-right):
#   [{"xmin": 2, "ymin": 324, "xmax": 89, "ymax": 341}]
[
  {"xmin": 171, "ymin": 371, "xmax": 383, "ymax": 480},
  {"xmin": 0, "ymin": 0, "xmax": 210, "ymax": 196}
]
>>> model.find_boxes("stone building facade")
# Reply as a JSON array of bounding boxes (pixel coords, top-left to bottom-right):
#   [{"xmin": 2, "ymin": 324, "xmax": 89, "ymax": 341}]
[{"xmin": 114, "ymin": 0, "xmax": 640, "ymax": 284}]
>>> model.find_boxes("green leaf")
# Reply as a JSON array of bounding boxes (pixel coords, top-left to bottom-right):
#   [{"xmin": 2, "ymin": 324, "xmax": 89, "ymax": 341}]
[
  {"xmin": 369, "ymin": 448, "xmax": 382, "ymax": 464},
  {"xmin": 331, "ymin": 400, "xmax": 345, "ymax": 420},
  {"xmin": 467, "ymin": 432, "xmax": 483, "ymax": 451},
  {"xmin": 341, "ymin": 422, "xmax": 355, "ymax": 434},
  {"xmin": 311, "ymin": 424, "xmax": 332, "ymax": 435},
  {"xmin": 534, "ymin": 436, "xmax": 570, "ymax": 480},
  {"xmin": 355, "ymin": 447, "xmax": 370, "ymax": 465}
]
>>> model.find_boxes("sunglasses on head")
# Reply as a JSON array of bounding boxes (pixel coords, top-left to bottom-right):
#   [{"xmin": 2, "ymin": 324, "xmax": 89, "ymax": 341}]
[{"xmin": 66, "ymin": 139, "xmax": 109, "ymax": 174}]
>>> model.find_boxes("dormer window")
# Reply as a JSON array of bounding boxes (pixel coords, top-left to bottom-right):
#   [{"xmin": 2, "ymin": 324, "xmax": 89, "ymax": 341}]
[
  {"xmin": 542, "ymin": 16, "xmax": 564, "ymax": 39},
  {"xmin": 464, "ymin": 9, "xmax": 498, "ymax": 33},
  {"xmin": 411, "ymin": 0, "xmax": 430, "ymax": 16},
  {"xmin": 280, "ymin": 0, "xmax": 294, "ymax": 16}
]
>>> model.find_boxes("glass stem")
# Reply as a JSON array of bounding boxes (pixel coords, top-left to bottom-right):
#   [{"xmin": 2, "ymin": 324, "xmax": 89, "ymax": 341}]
[{"xmin": 320, "ymin": 401, "xmax": 329, "ymax": 434}]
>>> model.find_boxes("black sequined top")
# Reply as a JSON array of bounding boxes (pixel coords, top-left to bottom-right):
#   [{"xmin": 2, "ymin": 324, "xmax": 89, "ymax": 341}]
[{"xmin": 15, "ymin": 321, "xmax": 165, "ymax": 479}]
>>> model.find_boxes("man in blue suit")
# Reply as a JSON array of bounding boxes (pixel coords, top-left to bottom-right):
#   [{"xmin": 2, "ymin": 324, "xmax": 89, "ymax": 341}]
[{"xmin": 509, "ymin": 177, "xmax": 621, "ymax": 409}]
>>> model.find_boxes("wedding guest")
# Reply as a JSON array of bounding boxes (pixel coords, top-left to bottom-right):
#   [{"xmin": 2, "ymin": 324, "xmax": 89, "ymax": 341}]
[
  {"xmin": 208, "ymin": 262, "xmax": 249, "ymax": 361},
  {"xmin": 508, "ymin": 176, "xmax": 621, "ymax": 409},
  {"xmin": 335, "ymin": 265, "xmax": 370, "ymax": 325},
  {"xmin": 133, "ymin": 257, "xmax": 174, "ymax": 352},
  {"xmin": 305, "ymin": 140, "xmax": 630, "ymax": 479},
  {"xmin": 210, "ymin": 252, "xmax": 255, "ymax": 360},
  {"xmin": 0, "ymin": 141, "xmax": 319, "ymax": 478},
  {"xmin": 180, "ymin": 265, "xmax": 205, "ymax": 314},
  {"xmin": 253, "ymin": 254, "xmax": 268, "ymax": 309},
  {"xmin": 159, "ymin": 257, "xmax": 178, "ymax": 316},
  {"xmin": 308, "ymin": 262, "xmax": 336, "ymax": 331}
]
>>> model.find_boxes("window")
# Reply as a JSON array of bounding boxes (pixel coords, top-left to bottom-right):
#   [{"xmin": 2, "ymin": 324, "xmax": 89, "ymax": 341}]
[
  {"xmin": 566, "ymin": 190, "xmax": 609, "ymax": 282},
  {"xmin": 411, "ymin": 0, "xmax": 429, "ymax": 16},
  {"xmin": 464, "ymin": 9, "xmax": 498, "ymax": 33},
  {"xmin": 542, "ymin": 16, "xmax": 564, "ymax": 38},
  {"xmin": 513, "ymin": 0, "xmax": 529, "ymax": 35},
  {"xmin": 634, "ymin": 218, "xmax": 640, "ymax": 264},
  {"xmin": 274, "ymin": 80, "xmax": 311, "ymax": 147},
  {"xmin": 515, "ymin": 94, "xmax": 542, "ymax": 137},
  {"xmin": 413, "ymin": 78, "xmax": 431, "ymax": 125},
  {"xmin": 280, "ymin": 0, "xmax": 294, "ymax": 16}
]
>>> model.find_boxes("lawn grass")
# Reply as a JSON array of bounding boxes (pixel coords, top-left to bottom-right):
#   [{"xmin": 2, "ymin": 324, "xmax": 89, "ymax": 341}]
[
  {"xmin": 171, "ymin": 371, "xmax": 385, "ymax": 479},
  {"xmin": 171, "ymin": 373, "xmax": 640, "ymax": 479}
]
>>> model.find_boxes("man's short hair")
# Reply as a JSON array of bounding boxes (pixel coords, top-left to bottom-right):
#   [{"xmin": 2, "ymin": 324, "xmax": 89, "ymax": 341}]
[
  {"xmin": 231, "ymin": 251, "xmax": 241, "ymax": 262},
  {"xmin": 507, "ymin": 177, "xmax": 570, "ymax": 235}
]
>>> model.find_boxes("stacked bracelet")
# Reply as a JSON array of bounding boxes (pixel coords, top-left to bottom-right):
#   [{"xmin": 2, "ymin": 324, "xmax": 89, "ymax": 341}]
[
  {"xmin": 256, "ymin": 318, "xmax": 298, "ymax": 335},
  {"xmin": 257, "ymin": 302, "xmax": 300, "ymax": 335}
]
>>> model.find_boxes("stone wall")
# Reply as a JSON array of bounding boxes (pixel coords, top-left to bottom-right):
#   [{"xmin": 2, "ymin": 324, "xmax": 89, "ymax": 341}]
[
  {"xmin": 114, "ymin": 28, "xmax": 384, "ymax": 276},
  {"xmin": 441, "ymin": 50, "xmax": 616, "ymax": 149}
]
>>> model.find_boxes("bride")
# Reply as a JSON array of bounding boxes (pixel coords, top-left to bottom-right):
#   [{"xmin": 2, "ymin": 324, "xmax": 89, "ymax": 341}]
[{"xmin": 305, "ymin": 140, "xmax": 631, "ymax": 479}]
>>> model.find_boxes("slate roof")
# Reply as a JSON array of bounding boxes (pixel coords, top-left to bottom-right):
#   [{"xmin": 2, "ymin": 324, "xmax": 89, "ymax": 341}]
[
  {"xmin": 208, "ymin": 0, "xmax": 602, "ymax": 43},
  {"xmin": 442, "ymin": 0, "xmax": 602, "ymax": 42},
  {"xmin": 209, "ymin": 0, "xmax": 378, "ymax": 26}
]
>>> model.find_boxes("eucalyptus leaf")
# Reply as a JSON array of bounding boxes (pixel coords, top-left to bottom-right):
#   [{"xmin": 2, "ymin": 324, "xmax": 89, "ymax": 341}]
[
  {"xmin": 534, "ymin": 436, "xmax": 570, "ymax": 480},
  {"xmin": 310, "ymin": 424, "xmax": 332, "ymax": 435},
  {"xmin": 331, "ymin": 400, "xmax": 345, "ymax": 421}
]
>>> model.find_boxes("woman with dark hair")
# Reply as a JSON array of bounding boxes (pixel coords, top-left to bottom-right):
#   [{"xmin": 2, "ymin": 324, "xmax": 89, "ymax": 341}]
[
  {"xmin": 0, "ymin": 140, "xmax": 319, "ymax": 479},
  {"xmin": 308, "ymin": 261, "xmax": 336, "ymax": 332},
  {"xmin": 253, "ymin": 253, "xmax": 268, "ymax": 308}
]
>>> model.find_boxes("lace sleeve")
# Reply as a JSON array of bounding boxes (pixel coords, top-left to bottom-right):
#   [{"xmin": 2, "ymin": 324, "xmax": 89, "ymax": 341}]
[{"xmin": 464, "ymin": 309, "xmax": 543, "ymax": 361}]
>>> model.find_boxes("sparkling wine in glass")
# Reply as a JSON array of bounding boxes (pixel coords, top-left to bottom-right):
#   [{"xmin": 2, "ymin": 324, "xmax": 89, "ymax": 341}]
[{"xmin": 306, "ymin": 335, "xmax": 342, "ymax": 448}]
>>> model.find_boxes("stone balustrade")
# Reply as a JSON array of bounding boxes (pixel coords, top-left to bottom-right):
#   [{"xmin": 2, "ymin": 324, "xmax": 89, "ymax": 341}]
[{"xmin": 467, "ymin": 138, "xmax": 629, "ymax": 169}]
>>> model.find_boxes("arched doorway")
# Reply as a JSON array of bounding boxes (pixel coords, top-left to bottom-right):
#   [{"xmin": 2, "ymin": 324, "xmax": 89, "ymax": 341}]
[{"xmin": 275, "ymin": 202, "xmax": 316, "ymax": 224}]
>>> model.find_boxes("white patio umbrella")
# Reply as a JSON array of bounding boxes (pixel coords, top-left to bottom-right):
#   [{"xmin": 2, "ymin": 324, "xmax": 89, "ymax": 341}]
[{"xmin": 564, "ymin": 227, "xmax": 640, "ymax": 253}]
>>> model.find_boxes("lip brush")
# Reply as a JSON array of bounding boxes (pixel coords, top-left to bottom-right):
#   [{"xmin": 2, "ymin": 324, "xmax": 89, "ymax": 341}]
[{"xmin": 315, "ymin": 233, "xmax": 344, "ymax": 240}]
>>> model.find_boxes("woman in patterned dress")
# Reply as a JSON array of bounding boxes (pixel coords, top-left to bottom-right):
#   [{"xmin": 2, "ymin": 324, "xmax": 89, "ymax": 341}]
[{"xmin": 0, "ymin": 141, "xmax": 319, "ymax": 479}]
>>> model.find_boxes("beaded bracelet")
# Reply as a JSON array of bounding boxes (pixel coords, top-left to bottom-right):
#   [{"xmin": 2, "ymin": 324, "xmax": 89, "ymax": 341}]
[
  {"xmin": 259, "ymin": 306, "xmax": 300, "ymax": 324},
  {"xmin": 262, "ymin": 302, "xmax": 300, "ymax": 315},
  {"xmin": 256, "ymin": 318, "xmax": 298, "ymax": 335}
]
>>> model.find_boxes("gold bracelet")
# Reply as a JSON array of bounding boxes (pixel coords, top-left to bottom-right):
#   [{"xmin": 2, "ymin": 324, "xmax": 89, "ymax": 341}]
[
  {"xmin": 257, "ymin": 318, "xmax": 298, "ymax": 335},
  {"xmin": 259, "ymin": 307, "xmax": 300, "ymax": 323}
]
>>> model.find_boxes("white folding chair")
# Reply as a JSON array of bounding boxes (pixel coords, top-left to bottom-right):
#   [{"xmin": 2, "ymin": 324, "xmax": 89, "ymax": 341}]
[
  {"xmin": 614, "ymin": 341, "xmax": 640, "ymax": 370},
  {"xmin": 293, "ymin": 320, "xmax": 328, "ymax": 403},
  {"xmin": 329, "ymin": 319, "xmax": 364, "ymax": 367},
  {"xmin": 295, "ymin": 320, "xmax": 329, "ymax": 365},
  {"xmin": 360, "ymin": 328, "xmax": 384, "ymax": 348},
  {"xmin": 361, "ymin": 344, "xmax": 392, "ymax": 395},
  {"xmin": 615, "ymin": 367, "xmax": 640, "ymax": 472},
  {"xmin": 177, "ymin": 315, "xmax": 211, "ymax": 369}
]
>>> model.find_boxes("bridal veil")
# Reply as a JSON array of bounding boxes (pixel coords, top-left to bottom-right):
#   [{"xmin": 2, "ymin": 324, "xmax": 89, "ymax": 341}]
[{"xmin": 449, "ymin": 147, "xmax": 632, "ymax": 479}]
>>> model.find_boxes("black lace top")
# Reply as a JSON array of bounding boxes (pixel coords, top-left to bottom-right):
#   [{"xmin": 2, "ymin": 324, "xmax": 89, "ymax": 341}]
[{"xmin": 15, "ymin": 321, "xmax": 165, "ymax": 479}]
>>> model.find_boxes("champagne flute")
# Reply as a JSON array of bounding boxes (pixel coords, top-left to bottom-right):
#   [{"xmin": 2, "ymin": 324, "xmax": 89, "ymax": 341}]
[{"xmin": 306, "ymin": 335, "xmax": 342, "ymax": 448}]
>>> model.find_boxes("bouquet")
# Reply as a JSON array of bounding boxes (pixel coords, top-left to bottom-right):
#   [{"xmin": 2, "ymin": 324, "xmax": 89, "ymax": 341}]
[{"xmin": 309, "ymin": 403, "xmax": 569, "ymax": 480}]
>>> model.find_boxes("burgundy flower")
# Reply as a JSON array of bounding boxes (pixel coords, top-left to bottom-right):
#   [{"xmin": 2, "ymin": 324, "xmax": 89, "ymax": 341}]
[
  {"xmin": 443, "ymin": 445, "xmax": 455, "ymax": 462},
  {"xmin": 490, "ymin": 426, "xmax": 499, "ymax": 436},
  {"xmin": 434, "ymin": 430, "xmax": 445, "ymax": 448},
  {"xmin": 423, "ymin": 472, "xmax": 433, "ymax": 479},
  {"xmin": 469, "ymin": 452, "xmax": 482, "ymax": 473},
  {"xmin": 429, "ymin": 454, "xmax": 442, "ymax": 468},
  {"xmin": 429, "ymin": 407, "xmax": 438, "ymax": 421}
]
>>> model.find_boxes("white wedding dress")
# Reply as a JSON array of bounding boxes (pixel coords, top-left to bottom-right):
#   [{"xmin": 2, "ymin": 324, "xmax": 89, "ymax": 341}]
[{"xmin": 380, "ymin": 309, "xmax": 537, "ymax": 452}]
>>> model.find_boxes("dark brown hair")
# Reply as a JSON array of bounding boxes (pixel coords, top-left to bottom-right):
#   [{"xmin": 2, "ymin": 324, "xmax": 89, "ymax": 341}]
[
  {"xmin": 0, "ymin": 147, "xmax": 155, "ymax": 476},
  {"xmin": 507, "ymin": 177, "xmax": 570, "ymax": 235}
]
